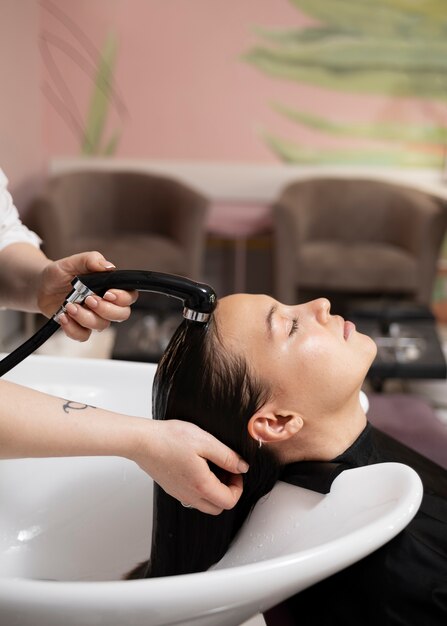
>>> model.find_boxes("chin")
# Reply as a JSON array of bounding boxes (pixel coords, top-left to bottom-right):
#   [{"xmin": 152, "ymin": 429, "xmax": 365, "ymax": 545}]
[{"xmin": 362, "ymin": 334, "xmax": 378, "ymax": 360}]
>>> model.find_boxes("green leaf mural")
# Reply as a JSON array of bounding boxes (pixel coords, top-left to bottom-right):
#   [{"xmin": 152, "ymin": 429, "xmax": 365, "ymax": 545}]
[
  {"xmin": 81, "ymin": 32, "xmax": 120, "ymax": 156},
  {"xmin": 263, "ymin": 132, "xmax": 443, "ymax": 168},
  {"xmin": 271, "ymin": 102, "xmax": 447, "ymax": 145},
  {"xmin": 244, "ymin": 0, "xmax": 447, "ymax": 167},
  {"xmin": 288, "ymin": 0, "xmax": 447, "ymax": 39},
  {"xmin": 245, "ymin": 36, "xmax": 447, "ymax": 99},
  {"xmin": 40, "ymin": 0, "xmax": 126, "ymax": 159}
]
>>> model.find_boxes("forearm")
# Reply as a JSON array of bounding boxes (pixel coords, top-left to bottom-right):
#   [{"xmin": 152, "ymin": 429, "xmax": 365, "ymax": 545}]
[
  {"xmin": 0, "ymin": 379, "xmax": 147, "ymax": 461},
  {"xmin": 0, "ymin": 243, "xmax": 50, "ymax": 312},
  {"xmin": 0, "ymin": 379, "xmax": 249, "ymax": 514}
]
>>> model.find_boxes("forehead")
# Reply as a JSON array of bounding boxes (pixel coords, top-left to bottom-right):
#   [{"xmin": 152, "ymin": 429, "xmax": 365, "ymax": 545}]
[{"xmin": 215, "ymin": 293, "xmax": 273, "ymax": 345}]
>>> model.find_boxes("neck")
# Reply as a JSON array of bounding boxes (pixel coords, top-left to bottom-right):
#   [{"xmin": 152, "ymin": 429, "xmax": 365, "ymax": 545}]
[{"xmin": 279, "ymin": 394, "xmax": 368, "ymax": 464}]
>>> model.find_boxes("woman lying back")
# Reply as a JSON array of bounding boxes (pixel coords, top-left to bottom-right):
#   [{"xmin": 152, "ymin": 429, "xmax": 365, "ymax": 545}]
[{"xmin": 126, "ymin": 294, "xmax": 446, "ymax": 626}]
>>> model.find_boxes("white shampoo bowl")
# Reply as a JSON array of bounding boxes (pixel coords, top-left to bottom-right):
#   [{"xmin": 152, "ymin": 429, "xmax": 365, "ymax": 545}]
[{"xmin": 0, "ymin": 355, "xmax": 423, "ymax": 626}]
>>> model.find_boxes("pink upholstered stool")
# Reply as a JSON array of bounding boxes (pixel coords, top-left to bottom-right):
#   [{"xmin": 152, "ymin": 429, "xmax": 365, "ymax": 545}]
[{"xmin": 207, "ymin": 201, "xmax": 272, "ymax": 292}]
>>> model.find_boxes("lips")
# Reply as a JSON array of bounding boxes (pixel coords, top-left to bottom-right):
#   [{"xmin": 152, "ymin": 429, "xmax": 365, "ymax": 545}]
[{"xmin": 344, "ymin": 320, "xmax": 356, "ymax": 340}]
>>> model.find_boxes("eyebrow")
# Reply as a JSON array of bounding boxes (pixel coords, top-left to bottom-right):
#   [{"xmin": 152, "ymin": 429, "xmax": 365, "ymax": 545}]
[{"xmin": 266, "ymin": 304, "xmax": 277, "ymax": 339}]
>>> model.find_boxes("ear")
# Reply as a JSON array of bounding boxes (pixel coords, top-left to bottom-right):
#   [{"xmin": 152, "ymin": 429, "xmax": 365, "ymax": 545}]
[{"xmin": 247, "ymin": 405, "xmax": 303, "ymax": 445}]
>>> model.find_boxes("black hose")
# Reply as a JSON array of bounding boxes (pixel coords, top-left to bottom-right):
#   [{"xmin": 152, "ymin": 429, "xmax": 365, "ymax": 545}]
[
  {"xmin": 0, "ymin": 270, "xmax": 217, "ymax": 378},
  {"xmin": 0, "ymin": 319, "xmax": 60, "ymax": 377}
]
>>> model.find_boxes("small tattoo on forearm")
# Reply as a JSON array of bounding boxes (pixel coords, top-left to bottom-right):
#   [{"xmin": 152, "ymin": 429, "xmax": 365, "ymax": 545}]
[{"xmin": 62, "ymin": 400, "xmax": 97, "ymax": 414}]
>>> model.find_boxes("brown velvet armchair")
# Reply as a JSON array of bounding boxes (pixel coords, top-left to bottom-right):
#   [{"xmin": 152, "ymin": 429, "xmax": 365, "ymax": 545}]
[
  {"xmin": 26, "ymin": 169, "xmax": 209, "ymax": 281},
  {"xmin": 273, "ymin": 177, "xmax": 447, "ymax": 307}
]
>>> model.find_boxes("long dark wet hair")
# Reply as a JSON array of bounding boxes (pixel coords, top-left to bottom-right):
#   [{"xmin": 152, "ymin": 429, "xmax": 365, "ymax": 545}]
[{"xmin": 126, "ymin": 314, "xmax": 282, "ymax": 578}]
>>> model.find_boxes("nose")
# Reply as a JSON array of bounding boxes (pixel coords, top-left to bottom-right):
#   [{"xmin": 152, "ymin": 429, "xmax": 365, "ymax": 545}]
[{"xmin": 311, "ymin": 298, "xmax": 331, "ymax": 324}]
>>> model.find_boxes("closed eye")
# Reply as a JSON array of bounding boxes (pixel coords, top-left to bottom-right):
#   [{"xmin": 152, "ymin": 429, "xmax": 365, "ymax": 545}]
[{"xmin": 289, "ymin": 317, "xmax": 299, "ymax": 337}]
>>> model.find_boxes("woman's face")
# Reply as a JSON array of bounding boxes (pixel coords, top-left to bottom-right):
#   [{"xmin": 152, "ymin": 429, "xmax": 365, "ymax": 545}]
[{"xmin": 215, "ymin": 295, "xmax": 377, "ymax": 416}]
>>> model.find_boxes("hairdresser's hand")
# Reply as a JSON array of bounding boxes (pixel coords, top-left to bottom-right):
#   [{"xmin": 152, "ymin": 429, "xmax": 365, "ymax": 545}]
[
  {"xmin": 37, "ymin": 251, "xmax": 138, "ymax": 341},
  {"xmin": 135, "ymin": 420, "xmax": 249, "ymax": 515}
]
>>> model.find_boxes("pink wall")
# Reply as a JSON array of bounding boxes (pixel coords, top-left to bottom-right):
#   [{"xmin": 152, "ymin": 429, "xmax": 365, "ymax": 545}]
[
  {"xmin": 41, "ymin": 0, "xmax": 447, "ymax": 168},
  {"xmin": 1, "ymin": 0, "xmax": 444, "ymax": 208},
  {"xmin": 0, "ymin": 0, "xmax": 43, "ymax": 210},
  {"xmin": 40, "ymin": 0, "xmax": 315, "ymax": 161}
]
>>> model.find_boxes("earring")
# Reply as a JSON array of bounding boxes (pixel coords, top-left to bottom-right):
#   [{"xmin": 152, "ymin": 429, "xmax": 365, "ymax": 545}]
[{"xmin": 257, "ymin": 438, "xmax": 263, "ymax": 449}]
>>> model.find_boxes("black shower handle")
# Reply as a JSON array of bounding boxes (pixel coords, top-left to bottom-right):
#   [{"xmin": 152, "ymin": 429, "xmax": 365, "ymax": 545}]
[{"xmin": 75, "ymin": 270, "xmax": 217, "ymax": 315}]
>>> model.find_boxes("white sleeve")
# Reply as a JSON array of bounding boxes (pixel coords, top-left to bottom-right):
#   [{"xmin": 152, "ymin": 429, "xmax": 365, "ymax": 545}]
[{"xmin": 0, "ymin": 169, "xmax": 42, "ymax": 252}]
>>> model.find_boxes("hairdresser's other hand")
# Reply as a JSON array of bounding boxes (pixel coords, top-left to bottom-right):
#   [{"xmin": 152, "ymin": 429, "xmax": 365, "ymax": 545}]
[
  {"xmin": 135, "ymin": 420, "xmax": 249, "ymax": 515},
  {"xmin": 37, "ymin": 251, "xmax": 138, "ymax": 341}
]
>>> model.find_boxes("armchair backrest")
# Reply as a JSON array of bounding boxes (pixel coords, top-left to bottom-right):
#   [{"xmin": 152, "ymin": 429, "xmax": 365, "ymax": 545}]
[
  {"xmin": 277, "ymin": 177, "xmax": 447, "ymax": 253},
  {"xmin": 26, "ymin": 170, "xmax": 209, "ymax": 269}
]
